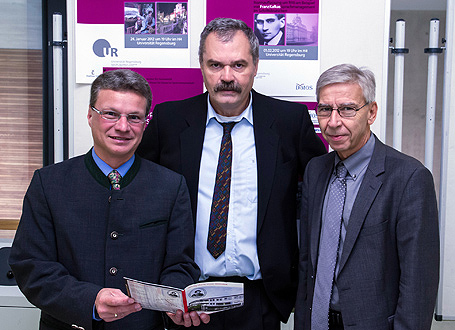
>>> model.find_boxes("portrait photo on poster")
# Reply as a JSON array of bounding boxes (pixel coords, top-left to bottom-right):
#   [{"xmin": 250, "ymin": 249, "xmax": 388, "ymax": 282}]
[{"xmin": 254, "ymin": 13, "xmax": 286, "ymax": 45}]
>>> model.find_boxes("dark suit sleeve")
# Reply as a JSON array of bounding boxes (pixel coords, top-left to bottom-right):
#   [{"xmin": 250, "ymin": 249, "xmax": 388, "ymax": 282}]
[
  {"xmin": 294, "ymin": 159, "xmax": 314, "ymax": 330},
  {"xmin": 159, "ymin": 175, "xmax": 200, "ymax": 289},
  {"xmin": 9, "ymin": 171, "xmax": 100, "ymax": 330},
  {"xmin": 159, "ymin": 174, "xmax": 199, "ymax": 330},
  {"xmin": 137, "ymin": 103, "xmax": 163, "ymax": 162},
  {"xmin": 394, "ymin": 166, "xmax": 439, "ymax": 330}
]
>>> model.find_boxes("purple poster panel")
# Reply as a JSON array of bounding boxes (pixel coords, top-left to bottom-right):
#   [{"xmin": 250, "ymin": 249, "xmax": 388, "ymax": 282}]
[
  {"xmin": 207, "ymin": 0, "xmax": 319, "ymax": 59},
  {"xmin": 76, "ymin": 1, "xmax": 193, "ymax": 83},
  {"xmin": 77, "ymin": 0, "xmax": 188, "ymax": 48},
  {"xmin": 104, "ymin": 67, "xmax": 203, "ymax": 124},
  {"xmin": 124, "ymin": 2, "xmax": 188, "ymax": 48},
  {"xmin": 304, "ymin": 101, "xmax": 328, "ymax": 150}
]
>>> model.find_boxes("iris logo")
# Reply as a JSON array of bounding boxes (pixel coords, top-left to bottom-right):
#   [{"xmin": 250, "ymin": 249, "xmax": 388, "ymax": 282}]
[
  {"xmin": 296, "ymin": 83, "xmax": 313, "ymax": 91},
  {"xmin": 92, "ymin": 39, "xmax": 118, "ymax": 57}
]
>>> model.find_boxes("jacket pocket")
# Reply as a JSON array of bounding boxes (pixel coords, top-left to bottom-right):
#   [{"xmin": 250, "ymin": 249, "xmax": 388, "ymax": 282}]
[
  {"xmin": 139, "ymin": 219, "xmax": 168, "ymax": 229},
  {"xmin": 359, "ymin": 219, "xmax": 389, "ymax": 236}
]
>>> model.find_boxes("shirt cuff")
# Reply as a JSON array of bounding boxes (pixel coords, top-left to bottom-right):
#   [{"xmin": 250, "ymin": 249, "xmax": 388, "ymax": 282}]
[{"xmin": 93, "ymin": 304, "xmax": 102, "ymax": 321}]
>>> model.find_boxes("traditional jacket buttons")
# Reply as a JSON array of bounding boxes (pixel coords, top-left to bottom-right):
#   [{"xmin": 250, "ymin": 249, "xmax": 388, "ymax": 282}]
[
  {"xmin": 110, "ymin": 231, "xmax": 119, "ymax": 240},
  {"xmin": 109, "ymin": 267, "xmax": 118, "ymax": 276}
]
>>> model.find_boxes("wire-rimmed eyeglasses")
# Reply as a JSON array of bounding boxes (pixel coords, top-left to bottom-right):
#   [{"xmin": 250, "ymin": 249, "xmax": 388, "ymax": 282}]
[
  {"xmin": 315, "ymin": 102, "xmax": 370, "ymax": 118},
  {"xmin": 91, "ymin": 106, "xmax": 146, "ymax": 125}
]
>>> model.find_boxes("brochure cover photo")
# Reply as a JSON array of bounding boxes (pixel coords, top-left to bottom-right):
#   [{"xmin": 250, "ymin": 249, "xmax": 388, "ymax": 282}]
[{"xmin": 125, "ymin": 277, "xmax": 244, "ymax": 314}]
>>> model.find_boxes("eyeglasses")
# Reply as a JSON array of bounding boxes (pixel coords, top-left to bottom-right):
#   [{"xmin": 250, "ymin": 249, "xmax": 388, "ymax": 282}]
[
  {"xmin": 91, "ymin": 106, "xmax": 145, "ymax": 124},
  {"xmin": 316, "ymin": 102, "xmax": 370, "ymax": 118}
]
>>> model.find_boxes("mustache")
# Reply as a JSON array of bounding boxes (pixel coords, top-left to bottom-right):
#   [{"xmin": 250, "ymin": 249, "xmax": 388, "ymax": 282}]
[{"xmin": 214, "ymin": 81, "xmax": 242, "ymax": 93}]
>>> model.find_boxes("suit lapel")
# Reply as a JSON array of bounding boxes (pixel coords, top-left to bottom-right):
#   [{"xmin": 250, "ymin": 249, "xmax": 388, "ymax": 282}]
[
  {"xmin": 180, "ymin": 94, "xmax": 208, "ymax": 216},
  {"xmin": 338, "ymin": 137, "xmax": 385, "ymax": 273},
  {"xmin": 310, "ymin": 154, "xmax": 335, "ymax": 269},
  {"xmin": 252, "ymin": 91, "xmax": 280, "ymax": 232}
]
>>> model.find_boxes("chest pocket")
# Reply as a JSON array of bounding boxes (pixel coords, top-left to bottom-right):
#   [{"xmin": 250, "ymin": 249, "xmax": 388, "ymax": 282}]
[{"xmin": 139, "ymin": 219, "xmax": 168, "ymax": 229}]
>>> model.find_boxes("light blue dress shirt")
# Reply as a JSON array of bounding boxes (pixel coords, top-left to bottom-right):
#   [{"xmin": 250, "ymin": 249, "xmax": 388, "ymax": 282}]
[
  {"xmin": 195, "ymin": 93, "xmax": 261, "ymax": 280},
  {"xmin": 92, "ymin": 148, "xmax": 135, "ymax": 182}
]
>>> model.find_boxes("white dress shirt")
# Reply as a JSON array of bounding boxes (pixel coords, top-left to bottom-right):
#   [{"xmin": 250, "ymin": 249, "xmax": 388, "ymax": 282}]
[{"xmin": 195, "ymin": 93, "xmax": 261, "ymax": 280}]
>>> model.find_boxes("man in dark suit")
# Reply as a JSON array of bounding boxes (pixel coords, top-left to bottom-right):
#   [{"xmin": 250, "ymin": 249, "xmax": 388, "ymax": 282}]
[
  {"xmin": 294, "ymin": 63, "xmax": 440, "ymax": 330},
  {"xmin": 9, "ymin": 69, "xmax": 202, "ymax": 330},
  {"xmin": 137, "ymin": 18, "xmax": 326, "ymax": 330}
]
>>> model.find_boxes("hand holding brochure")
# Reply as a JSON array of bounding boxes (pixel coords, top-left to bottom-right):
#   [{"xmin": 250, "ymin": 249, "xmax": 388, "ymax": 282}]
[{"xmin": 124, "ymin": 277, "xmax": 244, "ymax": 314}]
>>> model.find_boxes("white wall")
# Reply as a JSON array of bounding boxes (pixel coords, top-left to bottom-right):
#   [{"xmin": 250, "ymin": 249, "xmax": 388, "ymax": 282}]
[
  {"xmin": 66, "ymin": 0, "xmax": 390, "ymax": 156},
  {"xmin": 319, "ymin": 0, "xmax": 391, "ymax": 141}
]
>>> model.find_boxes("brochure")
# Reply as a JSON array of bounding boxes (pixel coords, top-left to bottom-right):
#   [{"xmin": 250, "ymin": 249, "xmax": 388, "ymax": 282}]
[{"xmin": 124, "ymin": 277, "xmax": 244, "ymax": 314}]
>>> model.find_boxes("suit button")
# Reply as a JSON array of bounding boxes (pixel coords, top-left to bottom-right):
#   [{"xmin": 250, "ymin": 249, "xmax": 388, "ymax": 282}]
[
  {"xmin": 110, "ymin": 231, "xmax": 119, "ymax": 240},
  {"xmin": 109, "ymin": 267, "xmax": 118, "ymax": 276}
]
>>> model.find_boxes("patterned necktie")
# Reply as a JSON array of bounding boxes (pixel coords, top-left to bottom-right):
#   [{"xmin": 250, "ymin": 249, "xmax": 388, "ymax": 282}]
[
  {"xmin": 207, "ymin": 121, "xmax": 237, "ymax": 259},
  {"xmin": 108, "ymin": 169, "xmax": 122, "ymax": 190},
  {"xmin": 312, "ymin": 162, "xmax": 348, "ymax": 330}
]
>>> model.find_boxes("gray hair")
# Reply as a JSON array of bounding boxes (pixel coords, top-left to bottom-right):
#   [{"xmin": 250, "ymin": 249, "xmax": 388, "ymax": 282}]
[
  {"xmin": 316, "ymin": 64, "xmax": 376, "ymax": 103},
  {"xmin": 90, "ymin": 69, "xmax": 152, "ymax": 115},
  {"xmin": 198, "ymin": 17, "xmax": 259, "ymax": 65}
]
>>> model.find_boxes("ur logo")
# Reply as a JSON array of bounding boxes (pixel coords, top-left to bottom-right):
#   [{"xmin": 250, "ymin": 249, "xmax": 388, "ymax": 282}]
[{"xmin": 92, "ymin": 39, "xmax": 118, "ymax": 57}]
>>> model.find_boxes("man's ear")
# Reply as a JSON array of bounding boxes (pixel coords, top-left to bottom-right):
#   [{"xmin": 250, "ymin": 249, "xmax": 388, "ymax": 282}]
[
  {"xmin": 367, "ymin": 102, "xmax": 378, "ymax": 125},
  {"xmin": 87, "ymin": 106, "xmax": 93, "ymax": 127}
]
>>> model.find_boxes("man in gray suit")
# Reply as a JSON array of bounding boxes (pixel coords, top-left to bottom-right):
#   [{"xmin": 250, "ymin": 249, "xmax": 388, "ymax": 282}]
[
  {"xmin": 9, "ymin": 69, "xmax": 202, "ymax": 330},
  {"xmin": 294, "ymin": 63, "xmax": 439, "ymax": 330}
]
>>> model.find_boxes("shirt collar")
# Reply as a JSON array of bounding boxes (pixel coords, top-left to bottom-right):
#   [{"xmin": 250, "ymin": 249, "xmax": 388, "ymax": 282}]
[
  {"xmin": 206, "ymin": 92, "xmax": 254, "ymax": 126},
  {"xmin": 334, "ymin": 133, "xmax": 375, "ymax": 180},
  {"xmin": 91, "ymin": 148, "xmax": 135, "ymax": 177}
]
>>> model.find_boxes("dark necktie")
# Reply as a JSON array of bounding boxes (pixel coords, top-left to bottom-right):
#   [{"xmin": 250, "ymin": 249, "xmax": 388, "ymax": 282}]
[
  {"xmin": 108, "ymin": 169, "xmax": 122, "ymax": 190},
  {"xmin": 207, "ymin": 121, "xmax": 237, "ymax": 259},
  {"xmin": 312, "ymin": 162, "xmax": 348, "ymax": 330}
]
